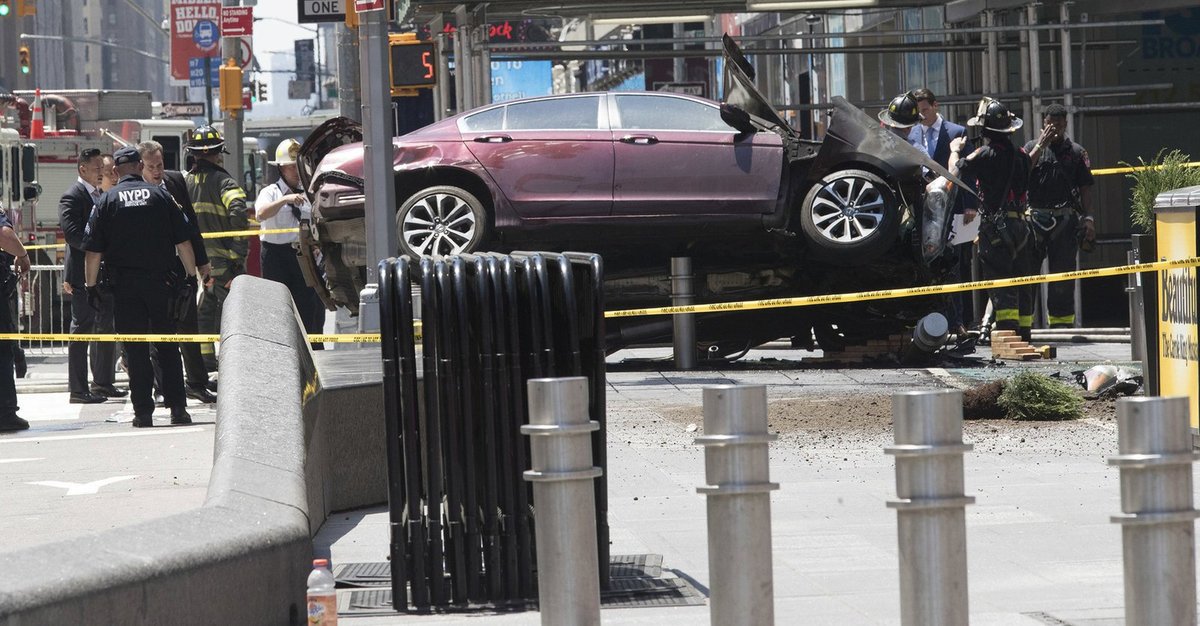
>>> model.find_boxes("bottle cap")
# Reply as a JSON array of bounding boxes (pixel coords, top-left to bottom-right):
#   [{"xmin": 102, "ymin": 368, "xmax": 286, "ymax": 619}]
[{"xmin": 313, "ymin": 558, "xmax": 330, "ymax": 568}]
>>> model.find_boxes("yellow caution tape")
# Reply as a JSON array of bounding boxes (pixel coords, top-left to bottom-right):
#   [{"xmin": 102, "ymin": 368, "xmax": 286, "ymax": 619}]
[
  {"xmin": 1, "ymin": 256, "xmax": 1195, "ymax": 341},
  {"xmin": 22, "ymin": 228, "xmax": 299, "ymax": 251},
  {"xmin": 1091, "ymin": 161, "xmax": 1200, "ymax": 176}
]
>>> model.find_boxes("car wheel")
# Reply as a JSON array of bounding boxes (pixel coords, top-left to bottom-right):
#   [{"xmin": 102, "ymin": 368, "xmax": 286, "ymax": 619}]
[
  {"xmin": 799, "ymin": 169, "xmax": 899, "ymax": 264},
  {"xmin": 396, "ymin": 185, "xmax": 489, "ymax": 258}
]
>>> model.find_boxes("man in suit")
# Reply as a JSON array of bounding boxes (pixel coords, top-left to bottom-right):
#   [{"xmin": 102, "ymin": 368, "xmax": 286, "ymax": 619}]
[
  {"xmin": 908, "ymin": 89, "xmax": 966, "ymax": 168},
  {"xmin": 58, "ymin": 147, "xmax": 121, "ymax": 404},
  {"xmin": 138, "ymin": 141, "xmax": 216, "ymax": 403}
]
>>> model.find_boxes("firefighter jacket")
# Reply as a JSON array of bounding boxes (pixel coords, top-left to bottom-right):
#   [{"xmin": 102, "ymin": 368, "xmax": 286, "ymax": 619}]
[{"xmin": 186, "ymin": 159, "xmax": 248, "ymax": 278}]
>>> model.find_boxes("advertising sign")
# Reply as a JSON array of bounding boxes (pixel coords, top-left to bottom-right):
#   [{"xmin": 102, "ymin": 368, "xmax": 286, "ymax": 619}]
[
  {"xmin": 490, "ymin": 60, "xmax": 552, "ymax": 103},
  {"xmin": 171, "ymin": 0, "xmax": 223, "ymax": 83},
  {"xmin": 1156, "ymin": 208, "xmax": 1200, "ymax": 429}
]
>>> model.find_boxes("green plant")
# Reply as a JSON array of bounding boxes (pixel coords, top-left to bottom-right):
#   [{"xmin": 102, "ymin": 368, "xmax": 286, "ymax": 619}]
[
  {"xmin": 997, "ymin": 371, "xmax": 1083, "ymax": 421},
  {"xmin": 1124, "ymin": 149, "xmax": 1200, "ymax": 233}
]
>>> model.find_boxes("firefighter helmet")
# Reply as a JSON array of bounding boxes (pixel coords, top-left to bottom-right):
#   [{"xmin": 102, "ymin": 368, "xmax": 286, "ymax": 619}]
[
  {"xmin": 186, "ymin": 125, "xmax": 227, "ymax": 153},
  {"xmin": 877, "ymin": 91, "xmax": 922, "ymax": 129},
  {"xmin": 967, "ymin": 97, "xmax": 1023, "ymax": 133}
]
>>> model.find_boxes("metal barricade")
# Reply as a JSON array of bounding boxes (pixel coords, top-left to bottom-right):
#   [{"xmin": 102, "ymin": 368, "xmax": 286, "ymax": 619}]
[
  {"xmin": 379, "ymin": 251, "xmax": 608, "ymax": 612},
  {"xmin": 18, "ymin": 263, "xmax": 70, "ymax": 355}
]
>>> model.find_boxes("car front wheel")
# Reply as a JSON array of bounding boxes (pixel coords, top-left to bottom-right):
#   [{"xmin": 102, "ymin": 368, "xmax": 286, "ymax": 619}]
[
  {"xmin": 395, "ymin": 185, "xmax": 489, "ymax": 258},
  {"xmin": 799, "ymin": 168, "xmax": 899, "ymax": 264}
]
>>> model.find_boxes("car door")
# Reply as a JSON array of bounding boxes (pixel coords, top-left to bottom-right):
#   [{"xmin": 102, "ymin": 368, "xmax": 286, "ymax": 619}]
[
  {"xmin": 460, "ymin": 95, "xmax": 613, "ymax": 218},
  {"xmin": 610, "ymin": 93, "xmax": 783, "ymax": 217}
]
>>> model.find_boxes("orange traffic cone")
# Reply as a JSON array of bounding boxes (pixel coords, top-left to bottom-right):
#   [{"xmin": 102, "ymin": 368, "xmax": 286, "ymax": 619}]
[{"xmin": 29, "ymin": 89, "xmax": 44, "ymax": 139}]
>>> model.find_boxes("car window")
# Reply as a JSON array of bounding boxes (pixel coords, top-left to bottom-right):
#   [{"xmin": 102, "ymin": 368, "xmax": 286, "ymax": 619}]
[
  {"xmin": 614, "ymin": 95, "xmax": 731, "ymax": 132},
  {"xmin": 504, "ymin": 97, "xmax": 600, "ymax": 130},
  {"xmin": 461, "ymin": 107, "xmax": 505, "ymax": 132}
]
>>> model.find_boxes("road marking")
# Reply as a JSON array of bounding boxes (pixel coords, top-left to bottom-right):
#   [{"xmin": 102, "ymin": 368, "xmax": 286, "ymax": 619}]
[
  {"xmin": 28, "ymin": 475, "xmax": 139, "ymax": 495},
  {"xmin": 0, "ymin": 426, "xmax": 205, "ymax": 444},
  {"xmin": 0, "ymin": 457, "xmax": 44, "ymax": 464}
]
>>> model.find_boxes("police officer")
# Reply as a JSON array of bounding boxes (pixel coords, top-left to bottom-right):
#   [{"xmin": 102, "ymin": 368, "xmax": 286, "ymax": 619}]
[
  {"xmin": 185, "ymin": 125, "xmax": 248, "ymax": 372},
  {"xmin": 1024, "ymin": 103, "xmax": 1095, "ymax": 328},
  {"xmin": 949, "ymin": 98, "xmax": 1036, "ymax": 341},
  {"xmin": 82, "ymin": 147, "xmax": 198, "ymax": 428},
  {"xmin": 0, "ymin": 206, "xmax": 31, "ymax": 432},
  {"xmin": 255, "ymin": 139, "xmax": 326, "ymax": 348},
  {"xmin": 878, "ymin": 91, "xmax": 922, "ymax": 139}
]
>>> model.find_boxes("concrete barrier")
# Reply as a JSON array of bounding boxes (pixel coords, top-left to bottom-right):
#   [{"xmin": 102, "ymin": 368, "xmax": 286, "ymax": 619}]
[{"xmin": 0, "ymin": 276, "xmax": 386, "ymax": 625}]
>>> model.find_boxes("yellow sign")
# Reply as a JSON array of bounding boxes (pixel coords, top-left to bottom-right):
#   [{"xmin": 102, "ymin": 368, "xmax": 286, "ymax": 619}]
[{"xmin": 1156, "ymin": 209, "xmax": 1200, "ymax": 430}]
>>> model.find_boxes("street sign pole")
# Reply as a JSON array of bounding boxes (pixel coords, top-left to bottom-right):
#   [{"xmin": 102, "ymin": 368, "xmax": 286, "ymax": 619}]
[
  {"xmin": 357, "ymin": 0, "xmax": 404, "ymax": 332},
  {"xmin": 338, "ymin": 22, "xmax": 361, "ymax": 122},
  {"xmin": 222, "ymin": 0, "xmax": 245, "ymax": 191}
]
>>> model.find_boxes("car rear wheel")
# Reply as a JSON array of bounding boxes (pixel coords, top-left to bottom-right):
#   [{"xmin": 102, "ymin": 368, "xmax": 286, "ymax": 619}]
[
  {"xmin": 396, "ymin": 185, "xmax": 489, "ymax": 258},
  {"xmin": 799, "ymin": 169, "xmax": 899, "ymax": 264}
]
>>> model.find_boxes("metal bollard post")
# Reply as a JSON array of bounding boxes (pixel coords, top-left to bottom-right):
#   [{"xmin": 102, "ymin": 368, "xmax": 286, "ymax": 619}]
[
  {"xmin": 522, "ymin": 377, "xmax": 602, "ymax": 626},
  {"xmin": 695, "ymin": 385, "xmax": 779, "ymax": 626},
  {"xmin": 671, "ymin": 256, "xmax": 696, "ymax": 370},
  {"xmin": 885, "ymin": 390, "xmax": 974, "ymax": 626},
  {"xmin": 1108, "ymin": 396, "xmax": 1200, "ymax": 626}
]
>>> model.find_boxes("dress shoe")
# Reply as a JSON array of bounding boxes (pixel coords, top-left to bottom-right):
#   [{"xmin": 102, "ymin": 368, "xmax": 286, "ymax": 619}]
[
  {"xmin": 170, "ymin": 408, "xmax": 192, "ymax": 425},
  {"xmin": 69, "ymin": 392, "xmax": 107, "ymax": 404},
  {"xmin": 206, "ymin": 380, "xmax": 218, "ymax": 392},
  {"xmin": 132, "ymin": 414, "xmax": 154, "ymax": 428},
  {"xmin": 186, "ymin": 385, "xmax": 217, "ymax": 404},
  {"xmin": 0, "ymin": 413, "xmax": 29, "ymax": 432},
  {"xmin": 90, "ymin": 384, "xmax": 128, "ymax": 398}
]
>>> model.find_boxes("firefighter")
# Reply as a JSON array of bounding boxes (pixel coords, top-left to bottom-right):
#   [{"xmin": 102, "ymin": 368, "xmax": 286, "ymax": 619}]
[
  {"xmin": 82, "ymin": 147, "xmax": 197, "ymax": 427},
  {"xmin": 878, "ymin": 91, "xmax": 922, "ymax": 139},
  {"xmin": 949, "ymin": 98, "xmax": 1036, "ymax": 341},
  {"xmin": 185, "ymin": 125, "xmax": 249, "ymax": 371},
  {"xmin": 1024, "ymin": 103, "xmax": 1095, "ymax": 328}
]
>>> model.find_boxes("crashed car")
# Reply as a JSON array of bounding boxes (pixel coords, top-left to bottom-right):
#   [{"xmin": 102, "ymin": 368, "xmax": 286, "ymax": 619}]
[{"xmin": 298, "ymin": 35, "xmax": 969, "ymax": 355}]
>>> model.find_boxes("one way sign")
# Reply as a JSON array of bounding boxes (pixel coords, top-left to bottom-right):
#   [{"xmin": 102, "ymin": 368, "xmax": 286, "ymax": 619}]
[{"xmin": 298, "ymin": 0, "xmax": 344, "ymax": 24}]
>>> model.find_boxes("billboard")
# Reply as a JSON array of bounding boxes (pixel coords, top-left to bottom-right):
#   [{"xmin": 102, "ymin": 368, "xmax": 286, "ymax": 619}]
[
  {"xmin": 490, "ymin": 60, "xmax": 552, "ymax": 103},
  {"xmin": 170, "ymin": 0, "xmax": 223, "ymax": 83}
]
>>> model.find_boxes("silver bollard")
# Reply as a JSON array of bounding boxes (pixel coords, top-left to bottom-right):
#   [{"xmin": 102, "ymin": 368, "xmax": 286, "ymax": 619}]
[
  {"xmin": 522, "ymin": 377, "xmax": 602, "ymax": 626},
  {"xmin": 885, "ymin": 390, "xmax": 974, "ymax": 626},
  {"xmin": 695, "ymin": 385, "xmax": 779, "ymax": 626},
  {"xmin": 1108, "ymin": 396, "xmax": 1200, "ymax": 626},
  {"xmin": 671, "ymin": 256, "xmax": 696, "ymax": 370}
]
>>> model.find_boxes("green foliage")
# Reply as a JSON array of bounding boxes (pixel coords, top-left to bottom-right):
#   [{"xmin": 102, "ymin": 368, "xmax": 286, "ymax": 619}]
[
  {"xmin": 1124, "ymin": 149, "xmax": 1200, "ymax": 233},
  {"xmin": 997, "ymin": 371, "xmax": 1083, "ymax": 421}
]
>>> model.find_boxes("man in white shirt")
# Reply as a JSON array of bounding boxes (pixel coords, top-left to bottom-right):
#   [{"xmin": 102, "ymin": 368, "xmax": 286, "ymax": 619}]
[{"xmin": 255, "ymin": 139, "xmax": 325, "ymax": 348}]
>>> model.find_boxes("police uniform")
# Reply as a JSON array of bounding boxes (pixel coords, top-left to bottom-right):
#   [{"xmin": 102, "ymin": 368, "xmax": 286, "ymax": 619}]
[
  {"xmin": 954, "ymin": 100, "xmax": 1036, "ymax": 337},
  {"xmin": 83, "ymin": 168, "xmax": 194, "ymax": 425},
  {"xmin": 0, "ymin": 208, "xmax": 25, "ymax": 430},
  {"xmin": 185, "ymin": 126, "xmax": 249, "ymax": 371},
  {"xmin": 1023, "ymin": 135, "xmax": 1094, "ymax": 327}
]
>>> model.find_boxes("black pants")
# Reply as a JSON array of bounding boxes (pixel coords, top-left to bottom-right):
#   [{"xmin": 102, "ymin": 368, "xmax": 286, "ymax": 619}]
[
  {"xmin": 151, "ymin": 280, "xmax": 208, "ymax": 391},
  {"xmin": 112, "ymin": 274, "xmax": 185, "ymax": 417},
  {"xmin": 262, "ymin": 241, "xmax": 325, "ymax": 347},
  {"xmin": 0, "ymin": 273, "xmax": 18, "ymax": 416},
  {"xmin": 68, "ymin": 284, "xmax": 117, "ymax": 394},
  {"xmin": 1030, "ymin": 210, "xmax": 1079, "ymax": 327},
  {"xmin": 978, "ymin": 215, "xmax": 1038, "ymax": 333}
]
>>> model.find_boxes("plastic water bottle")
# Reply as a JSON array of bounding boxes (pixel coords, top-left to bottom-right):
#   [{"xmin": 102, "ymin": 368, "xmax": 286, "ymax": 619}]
[{"xmin": 306, "ymin": 558, "xmax": 338, "ymax": 625}]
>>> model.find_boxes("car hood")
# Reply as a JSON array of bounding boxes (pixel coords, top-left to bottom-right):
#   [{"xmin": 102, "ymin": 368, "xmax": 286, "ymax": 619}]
[
  {"xmin": 721, "ymin": 34, "xmax": 794, "ymax": 135},
  {"xmin": 298, "ymin": 116, "xmax": 363, "ymax": 193}
]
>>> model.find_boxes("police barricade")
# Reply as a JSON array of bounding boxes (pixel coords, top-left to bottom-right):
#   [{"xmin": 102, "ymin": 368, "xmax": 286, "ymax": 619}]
[
  {"xmin": 378, "ymin": 251, "xmax": 608, "ymax": 611},
  {"xmin": 18, "ymin": 264, "xmax": 70, "ymax": 356}
]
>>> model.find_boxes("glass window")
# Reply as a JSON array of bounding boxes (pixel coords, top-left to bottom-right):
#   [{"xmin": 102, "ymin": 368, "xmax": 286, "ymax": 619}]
[
  {"xmin": 504, "ymin": 97, "xmax": 599, "ymax": 130},
  {"xmin": 461, "ymin": 106, "xmax": 504, "ymax": 132},
  {"xmin": 614, "ymin": 95, "xmax": 729, "ymax": 131}
]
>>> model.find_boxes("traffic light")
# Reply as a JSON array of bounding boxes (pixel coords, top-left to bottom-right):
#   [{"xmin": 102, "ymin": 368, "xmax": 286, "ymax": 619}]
[
  {"xmin": 257, "ymin": 81, "xmax": 267, "ymax": 102},
  {"xmin": 17, "ymin": 0, "xmax": 35, "ymax": 16},
  {"xmin": 0, "ymin": 1, "xmax": 11, "ymax": 17},
  {"xmin": 18, "ymin": 45, "xmax": 31, "ymax": 75},
  {"xmin": 218, "ymin": 58, "xmax": 243, "ymax": 114}
]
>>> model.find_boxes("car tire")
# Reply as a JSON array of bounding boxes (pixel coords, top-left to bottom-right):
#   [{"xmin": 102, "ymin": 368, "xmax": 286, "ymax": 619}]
[
  {"xmin": 395, "ymin": 185, "xmax": 489, "ymax": 258},
  {"xmin": 799, "ymin": 168, "xmax": 899, "ymax": 264}
]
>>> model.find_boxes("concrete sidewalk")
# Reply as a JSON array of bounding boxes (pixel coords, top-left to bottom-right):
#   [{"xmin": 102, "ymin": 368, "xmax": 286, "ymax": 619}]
[{"xmin": 316, "ymin": 342, "xmax": 1153, "ymax": 625}]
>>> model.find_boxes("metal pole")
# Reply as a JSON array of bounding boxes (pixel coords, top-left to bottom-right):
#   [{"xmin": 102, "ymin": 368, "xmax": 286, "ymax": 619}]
[
  {"xmin": 1018, "ymin": 12, "xmax": 1031, "ymax": 135},
  {"xmin": 337, "ymin": 23, "xmax": 361, "ymax": 122},
  {"xmin": 1108, "ymin": 396, "xmax": 1200, "ymax": 626},
  {"xmin": 696, "ymin": 385, "xmax": 779, "ymax": 626},
  {"xmin": 885, "ymin": 390, "xmax": 974, "ymax": 626},
  {"xmin": 204, "ymin": 58, "xmax": 214, "ymax": 124},
  {"xmin": 984, "ymin": 12, "xmax": 998, "ymax": 94},
  {"xmin": 671, "ymin": 256, "xmax": 696, "ymax": 370},
  {"xmin": 1027, "ymin": 3, "xmax": 1042, "ymax": 143},
  {"xmin": 1127, "ymin": 249, "xmax": 1147, "ymax": 365},
  {"xmin": 436, "ymin": 29, "xmax": 452, "ymax": 118},
  {"xmin": 522, "ymin": 377, "xmax": 602, "ymax": 626},
  {"xmin": 452, "ymin": 6, "xmax": 467, "ymax": 113},
  {"xmin": 221, "ymin": 0, "xmax": 244, "ymax": 189},
  {"xmin": 357, "ymin": 3, "xmax": 400, "ymax": 332},
  {"xmin": 1061, "ymin": 2, "xmax": 1075, "ymax": 138}
]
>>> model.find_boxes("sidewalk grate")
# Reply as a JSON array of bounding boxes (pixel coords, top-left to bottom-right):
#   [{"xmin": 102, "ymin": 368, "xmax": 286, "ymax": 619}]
[
  {"xmin": 333, "ymin": 562, "xmax": 391, "ymax": 588},
  {"xmin": 600, "ymin": 575, "xmax": 706, "ymax": 609},
  {"xmin": 609, "ymin": 553, "xmax": 663, "ymax": 579}
]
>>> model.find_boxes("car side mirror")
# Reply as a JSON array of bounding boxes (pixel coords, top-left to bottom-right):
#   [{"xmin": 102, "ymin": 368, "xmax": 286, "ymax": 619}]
[
  {"xmin": 23, "ymin": 182, "xmax": 41, "ymax": 201},
  {"xmin": 720, "ymin": 103, "xmax": 757, "ymax": 135}
]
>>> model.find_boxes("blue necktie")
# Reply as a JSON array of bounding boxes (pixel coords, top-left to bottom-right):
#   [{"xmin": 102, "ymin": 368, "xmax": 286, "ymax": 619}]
[{"xmin": 926, "ymin": 127, "xmax": 937, "ymax": 157}]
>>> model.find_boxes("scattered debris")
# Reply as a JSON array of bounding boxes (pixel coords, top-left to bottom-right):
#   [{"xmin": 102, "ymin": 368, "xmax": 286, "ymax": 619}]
[
  {"xmin": 685, "ymin": 423, "xmax": 698, "ymax": 433},
  {"xmin": 963, "ymin": 380, "xmax": 1006, "ymax": 420},
  {"xmin": 998, "ymin": 371, "xmax": 1084, "ymax": 421},
  {"xmin": 1072, "ymin": 365, "xmax": 1143, "ymax": 398},
  {"xmin": 990, "ymin": 330, "xmax": 1050, "ymax": 360}
]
